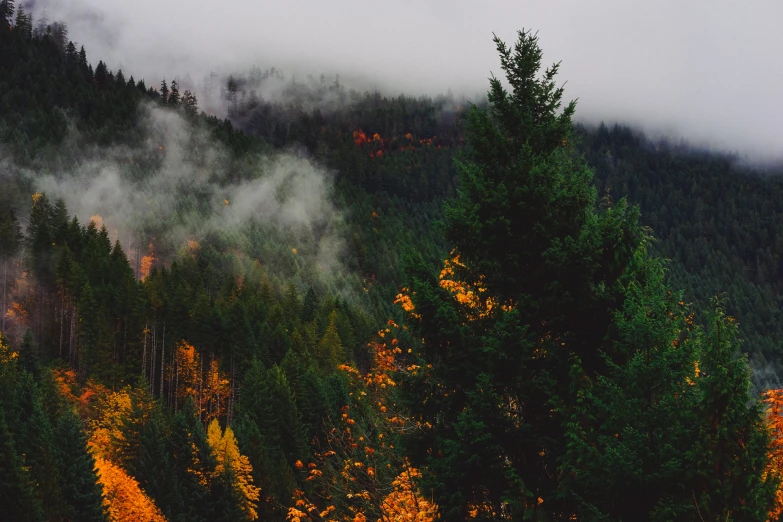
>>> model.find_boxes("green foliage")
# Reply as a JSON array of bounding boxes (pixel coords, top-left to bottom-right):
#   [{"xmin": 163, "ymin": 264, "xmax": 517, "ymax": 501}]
[
  {"xmin": 55, "ymin": 408, "xmax": 108, "ymax": 522},
  {"xmin": 399, "ymin": 29, "xmax": 644, "ymax": 519},
  {"xmin": 2, "ymin": 13, "xmax": 782, "ymax": 521}
]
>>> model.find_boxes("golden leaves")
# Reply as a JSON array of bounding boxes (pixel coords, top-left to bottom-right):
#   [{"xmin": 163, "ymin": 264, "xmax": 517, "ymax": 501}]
[
  {"xmin": 95, "ymin": 457, "xmax": 166, "ymax": 522},
  {"xmin": 207, "ymin": 419, "xmax": 260, "ymax": 520}
]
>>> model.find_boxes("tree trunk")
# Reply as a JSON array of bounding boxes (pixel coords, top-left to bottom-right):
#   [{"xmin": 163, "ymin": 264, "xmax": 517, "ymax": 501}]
[
  {"xmin": 160, "ymin": 322, "xmax": 165, "ymax": 399},
  {"xmin": 2, "ymin": 258, "xmax": 6, "ymax": 334}
]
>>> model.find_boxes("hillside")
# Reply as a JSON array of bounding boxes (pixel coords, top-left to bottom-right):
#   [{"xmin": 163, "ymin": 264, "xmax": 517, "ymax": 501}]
[{"xmin": 2, "ymin": 8, "xmax": 783, "ymax": 521}]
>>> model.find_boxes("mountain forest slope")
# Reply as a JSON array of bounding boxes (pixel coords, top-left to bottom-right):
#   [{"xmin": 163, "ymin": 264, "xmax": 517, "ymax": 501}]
[{"xmin": 2, "ymin": 6, "xmax": 783, "ymax": 521}]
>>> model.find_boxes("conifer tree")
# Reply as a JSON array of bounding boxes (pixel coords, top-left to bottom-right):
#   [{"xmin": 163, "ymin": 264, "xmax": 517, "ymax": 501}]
[
  {"xmin": 318, "ymin": 311, "xmax": 345, "ymax": 369},
  {"xmin": 170, "ymin": 400, "xmax": 213, "ymax": 522},
  {"xmin": 689, "ymin": 301, "xmax": 777, "ymax": 520},
  {"xmin": 54, "ymin": 408, "xmax": 108, "ymax": 522},
  {"xmin": 160, "ymin": 79, "xmax": 169, "ymax": 104},
  {"xmin": 11, "ymin": 372, "xmax": 71, "ymax": 519},
  {"xmin": 0, "ymin": 406, "xmax": 44, "ymax": 522},
  {"xmin": 137, "ymin": 409, "xmax": 183, "ymax": 520},
  {"xmin": 559, "ymin": 256, "xmax": 701, "ymax": 520},
  {"xmin": 169, "ymin": 79, "xmax": 180, "ymax": 106},
  {"xmin": 399, "ymin": 30, "xmax": 643, "ymax": 519},
  {"xmin": 0, "ymin": 207, "xmax": 21, "ymax": 334}
]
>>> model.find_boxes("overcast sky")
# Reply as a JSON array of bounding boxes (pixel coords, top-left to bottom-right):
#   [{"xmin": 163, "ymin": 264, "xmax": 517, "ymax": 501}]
[{"xmin": 28, "ymin": 0, "xmax": 783, "ymax": 161}]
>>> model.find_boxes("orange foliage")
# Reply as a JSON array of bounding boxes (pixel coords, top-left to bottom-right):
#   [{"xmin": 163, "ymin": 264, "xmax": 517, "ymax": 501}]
[
  {"xmin": 289, "ymin": 319, "xmax": 438, "ymax": 522},
  {"xmin": 173, "ymin": 341, "xmax": 229, "ymax": 422},
  {"xmin": 140, "ymin": 242, "xmax": 157, "ymax": 281},
  {"xmin": 764, "ymin": 389, "xmax": 783, "ymax": 520},
  {"xmin": 395, "ymin": 252, "xmax": 514, "ymax": 324},
  {"xmin": 438, "ymin": 253, "xmax": 496, "ymax": 320},
  {"xmin": 90, "ymin": 214, "xmax": 104, "ymax": 228},
  {"xmin": 380, "ymin": 468, "xmax": 438, "ymax": 522},
  {"xmin": 353, "ymin": 130, "xmax": 368, "ymax": 146},
  {"xmin": 95, "ymin": 457, "xmax": 166, "ymax": 522}
]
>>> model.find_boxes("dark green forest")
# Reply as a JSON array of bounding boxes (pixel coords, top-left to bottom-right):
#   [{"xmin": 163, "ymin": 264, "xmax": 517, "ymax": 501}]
[{"xmin": 2, "ymin": 3, "xmax": 783, "ymax": 521}]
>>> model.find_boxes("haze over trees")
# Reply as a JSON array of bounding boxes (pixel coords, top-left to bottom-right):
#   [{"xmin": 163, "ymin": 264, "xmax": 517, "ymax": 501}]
[{"xmin": 2, "ymin": 5, "xmax": 783, "ymax": 521}]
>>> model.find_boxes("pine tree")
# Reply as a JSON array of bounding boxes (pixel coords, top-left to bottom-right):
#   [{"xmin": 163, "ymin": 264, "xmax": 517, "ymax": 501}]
[
  {"xmin": 54, "ymin": 408, "xmax": 108, "ymax": 522},
  {"xmin": 0, "ymin": 406, "xmax": 44, "ymax": 522},
  {"xmin": 559, "ymin": 256, "xmax": 701, "ymax": 520},
  {"xmin": 170, "ymin": 400, "xmax": 213, "ymax": 522},
  {"xmin": 160, "ymin": 79, "xmax": 169, "ymax": 104},
  {"xmin": 689, "ymin": 300, "xmax": 777, "ymax": 520},
  {"xmin": 94, "ymin": 60, "xmax": 109, "ymax": 89},
  {"xmin": 399, "ymin": 30, "xmax": 643, "ymax": 519},
  {"xmin": 317, "ymin": 311, "xmax": 345, "ymax": 369},
  {"xmin": 11, "ymin": 372, "xmax": 71, "ymax": 520},
  {"xmin": 168, "ymin": 79, "xmax": 180, "ymax": 106},
  {"xmin": 137, "ymin": 409, "xmax": 183, "ymax": 520},
  {"xmin": 0, "ymin": 206, "xmax": 21, "ymax": 335},
  {"xmin": 14, "ymin": 4, "xmax": 30, "ymax": 38},
  {"xmin": 182, "ymin": 90, "xmax": 198, "ymax": 114}
]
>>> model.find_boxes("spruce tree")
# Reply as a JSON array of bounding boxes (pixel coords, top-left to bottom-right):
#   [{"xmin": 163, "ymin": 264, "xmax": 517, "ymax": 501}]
[
  {"xmin": 559, "ymin": 256, "xmax": 701, "ymax": 520},
  {"xmin": 0, "ymin": 407, "xmax": 44, "ymax": 522},
  {"xmin": 689, "ymin": 301, "xmax": 777, "ymax": 520},
  {"xmin": 0, "ymin": 207, "xmax": 21, "ymax": 335},
  {"xmin": 399, "ymin": 29, "xmax": 643, "ymax": 519},
  {"xmin": 54, "ymin": 408, "xmax": 108, "ymax": 522},
  {"xmin": 168, "ymin": 79, "xmax": 180, "ymax": 106}
]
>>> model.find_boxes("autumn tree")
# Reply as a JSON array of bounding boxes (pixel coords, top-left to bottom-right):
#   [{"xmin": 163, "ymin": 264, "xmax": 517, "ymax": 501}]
[{"xmin": 207, "ymin": 418, "xmax": 261, "ymax": 520}]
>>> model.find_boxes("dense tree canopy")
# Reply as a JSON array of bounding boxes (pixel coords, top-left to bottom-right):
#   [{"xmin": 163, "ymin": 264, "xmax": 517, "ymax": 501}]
[{"xmin": 2, "ymin": 11, "xmax": 783, "ymax": 522}]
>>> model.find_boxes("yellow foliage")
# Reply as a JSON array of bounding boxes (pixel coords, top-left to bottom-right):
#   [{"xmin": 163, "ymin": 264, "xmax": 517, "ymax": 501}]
[
  {"xmin": 207, "ymin": 419, "xmax": 261, "ymax": 520},
  {"xmin": 95, "ymin": 457, "xmax": 166, "ymax": 522},
  {"xmin": 88, "ymin": 389, "xmax": 134, "ymax": 460},
  {"xmin": 380, "ymin": 467, "xmax": 438, "ymax": 522}
]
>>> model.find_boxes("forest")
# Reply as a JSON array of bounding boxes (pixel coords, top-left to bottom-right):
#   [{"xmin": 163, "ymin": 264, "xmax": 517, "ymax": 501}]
[{"xmin": 3, "ymin": 2, "xmax": 783, "ymax": 520}]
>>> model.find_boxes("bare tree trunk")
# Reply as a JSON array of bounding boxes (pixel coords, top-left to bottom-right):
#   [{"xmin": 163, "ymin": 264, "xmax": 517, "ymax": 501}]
[
  {"xmin": 142, "ymin": 322, "xmax": 148, "ymax": 379},
  {"xmin": 174, "ymin": 345, "xmax": 179, "ymax": 412},
  {"xmin": 150, "ymin": 325, "xmax": 156, "ymax": 395},
  {"xmin": 160, "ymin": 323, "xmax": 165, "ymax": 400},
  {"xmin": 2, "ymin": 258, "xmax": 6, "ymax": 334},
  {"xmin": 59, "ymin": 293, "xmax": 64, "ymax": 358},
  {"xmin": 198, "ymin": 354, "xmax": 203, "ymax": 421},
  {"xmin": 228, "ymin": 354, "xmax": 235, "ymax": 425}
]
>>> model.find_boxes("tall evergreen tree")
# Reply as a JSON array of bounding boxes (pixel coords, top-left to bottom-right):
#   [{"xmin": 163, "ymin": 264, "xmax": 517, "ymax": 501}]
[
  {"xmin": 689, "ymin": 301, "xmax": 777, "ymax": 520},
  {"xmin": 0, "ymin": 406, "xmax": 44, "ymax": 522},
  {"xmin": 0, "ymin": 207, "xmax": 21, "ymax": 334},
  {"xmin": 160, "ymin": 79, "xmax": 169, "ymax": 104},
  {"xmin": 168, "ymin": 79, "xmax": 180, "ymax": 106},
  {"xmin": 399, "ymin": 30, "xmax": 643, "ymax": 519},
  {"xmin": 54, "ymin": 408, "xmax": 108, "ymax": 522}
]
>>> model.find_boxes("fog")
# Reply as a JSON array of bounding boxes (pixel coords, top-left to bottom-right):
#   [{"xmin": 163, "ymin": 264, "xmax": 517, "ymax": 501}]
[
  {"xmin": 25, "ymin": 0, "xmax": 783, "ymax": 161},
  {"xmin": 24, "ymin": 103, "xmax": 355, "ymax": 299}
]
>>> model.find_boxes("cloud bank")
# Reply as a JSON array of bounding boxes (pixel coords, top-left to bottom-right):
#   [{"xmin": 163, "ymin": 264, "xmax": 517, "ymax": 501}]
[{"xmin": 26, "ymin": 0, "xmax": 783, "ymax": 161}]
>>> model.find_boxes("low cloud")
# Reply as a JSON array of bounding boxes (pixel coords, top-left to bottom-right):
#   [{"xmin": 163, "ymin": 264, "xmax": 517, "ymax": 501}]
[{"xmin": 25, "ymin": 0, "xmax": 783, "ymax": 161}]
